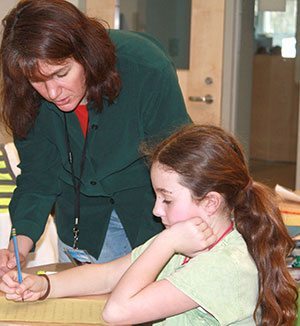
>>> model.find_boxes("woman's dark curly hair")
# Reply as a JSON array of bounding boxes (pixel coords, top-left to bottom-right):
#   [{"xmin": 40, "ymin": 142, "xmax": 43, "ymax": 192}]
[{"xmin": 0, "ymin": 0, "xmax": 121, "ymax": 138}]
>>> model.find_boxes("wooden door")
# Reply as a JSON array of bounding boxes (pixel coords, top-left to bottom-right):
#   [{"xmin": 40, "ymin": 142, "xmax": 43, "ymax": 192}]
[
  {"xmin": 86, "ymin": 0, "xmax": 225, "ymax": 125},
  {"xmin": 177, "ymin": 0, "xmax": 225, "ymax": 125}
]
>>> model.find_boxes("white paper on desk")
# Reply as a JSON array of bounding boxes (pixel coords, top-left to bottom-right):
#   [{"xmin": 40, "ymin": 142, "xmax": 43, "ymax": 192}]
[{"xmin": 275, "ymin": 184, "xmax": 300, "ymax": 202}]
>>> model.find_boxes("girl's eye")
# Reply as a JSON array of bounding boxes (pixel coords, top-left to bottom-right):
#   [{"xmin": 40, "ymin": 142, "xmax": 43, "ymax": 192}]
[{"xmin": 163, "ymin": 200, "xmax": 172, "ymax": 205}]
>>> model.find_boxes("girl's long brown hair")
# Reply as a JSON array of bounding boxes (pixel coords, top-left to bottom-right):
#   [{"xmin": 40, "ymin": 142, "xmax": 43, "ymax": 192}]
[
  {"xmin": 0, "ymin": 0, "xmax": 121, "ymax": 139},
  {"xmin": 146, "ymin": 124, "xmax": 298, "ymax": 325}
]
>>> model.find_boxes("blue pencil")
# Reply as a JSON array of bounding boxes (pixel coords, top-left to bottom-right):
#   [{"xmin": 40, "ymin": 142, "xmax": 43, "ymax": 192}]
[{"xmin": 11, "ymin": 228, "xmax": 23, "ymax": 284}]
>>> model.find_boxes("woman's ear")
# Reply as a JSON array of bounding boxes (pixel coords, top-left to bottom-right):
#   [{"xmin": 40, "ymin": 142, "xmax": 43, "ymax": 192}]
[{"xmin": 200, "ymin": 192, "xmax": 223, "ymax": 216}]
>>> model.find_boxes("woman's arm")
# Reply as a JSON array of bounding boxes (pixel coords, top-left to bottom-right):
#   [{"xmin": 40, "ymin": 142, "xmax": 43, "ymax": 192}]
[
  {"xmin": 103, "ymin": 217, "xmax": 216, "ymax": 325},
  {"xmin": 0, "ymin": 254, "xmax": 131, "ymax": 301}
]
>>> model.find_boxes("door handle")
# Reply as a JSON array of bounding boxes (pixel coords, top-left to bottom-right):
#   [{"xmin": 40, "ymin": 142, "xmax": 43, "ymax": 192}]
[{"xmin": 188, "ymin": 94, "xmax": 213, "ymax": 104}]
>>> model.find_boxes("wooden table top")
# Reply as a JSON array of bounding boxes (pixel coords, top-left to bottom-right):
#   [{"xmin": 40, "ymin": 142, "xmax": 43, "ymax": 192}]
[{"xmin": 0, "ymin": 263, "xmax": 109, "ymax": 326}]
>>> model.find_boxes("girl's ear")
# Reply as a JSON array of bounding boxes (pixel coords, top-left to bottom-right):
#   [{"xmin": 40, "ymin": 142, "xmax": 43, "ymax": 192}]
[{"xmin": 201, "ymin": 192, "xmax": 223, "ymax": 215}]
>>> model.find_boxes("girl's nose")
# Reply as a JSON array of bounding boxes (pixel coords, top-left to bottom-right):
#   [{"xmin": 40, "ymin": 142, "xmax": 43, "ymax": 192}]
[{"xmin": 152, "ymin": 201, "xmax": 164, "ymax": 218}]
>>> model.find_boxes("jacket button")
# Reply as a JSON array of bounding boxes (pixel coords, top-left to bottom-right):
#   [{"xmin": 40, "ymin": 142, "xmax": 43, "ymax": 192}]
[
  {"xmin": 91, "ymin": 124, "xmax": 98, "ymax": 130},
  {"xmin": 90, "ymin": 181, "xmax": 97, "ymax": 185},
  {"xmin": 109, "ymin": 198, "xmax": 115, "ymax": 204}
]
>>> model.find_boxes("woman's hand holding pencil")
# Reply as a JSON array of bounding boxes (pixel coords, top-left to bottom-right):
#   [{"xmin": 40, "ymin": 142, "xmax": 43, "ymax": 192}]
[
  {"xmin": 0, "ymin": 249, "xmax": 25, "ymax": 278},
  {"xmin": 0, "ymin": 249, "xmax": 20, "ymax": 277},
  {"xmin": 0, "ymin": 232, "xmax": 32, "ymax": 277}
]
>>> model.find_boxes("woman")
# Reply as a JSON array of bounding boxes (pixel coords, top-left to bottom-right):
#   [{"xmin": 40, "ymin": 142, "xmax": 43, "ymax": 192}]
[{"xmin": 0, "ymin": 0, "xmax": 190, "ymax": 274}]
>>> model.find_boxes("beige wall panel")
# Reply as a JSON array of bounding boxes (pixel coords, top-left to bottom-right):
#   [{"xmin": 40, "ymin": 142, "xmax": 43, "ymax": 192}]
[
  {"xmin": 86, "ymin": 0, "xmax": 116, "ymax": 28},
  {"xmin": 250, "ymin": 55, "xmax": 298, "ymax": 162}
]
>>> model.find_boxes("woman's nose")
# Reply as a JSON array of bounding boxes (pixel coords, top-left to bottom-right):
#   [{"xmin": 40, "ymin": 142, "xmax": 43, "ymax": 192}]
[{"xmin": 45, "ymin": 79, "xmax": 61, "ymax": 100}]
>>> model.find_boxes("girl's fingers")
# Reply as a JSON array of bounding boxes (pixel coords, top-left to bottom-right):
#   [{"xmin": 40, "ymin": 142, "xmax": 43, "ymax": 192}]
[
  {"xmin": 191, "ymin": 216, "xmax": 204, "ymax": 226},
  {"xmin": 1, "ymin": 271, "xmax": 20, "ymax": 287},
  {"xmin": 16, "ymin": 274, "xmax": 38, "ymax": 294},
  {"xmin": 0, "ymin": 282, "xmax": 18, "ymax": 294},
  {"xmin": 5, "ymin": 292, "xmax": 23, "ymax": 301},
  {"xmin": 0, "ymin": 271, "xmax": 20, "ymax": 294},
  {"xmin": 0, "ymin": 272, "xmax": 38, "ymax": 301},
  {"xmin": 6, "ymin": 289, "xmax": 38, "ymax": 302},
  {"xmin": 22, "ymin": 290, "xmax": 40, "ymax": 301},
  {"xmin": 207, "ymin": 232, "xmax": 217, "ymax": 243}
]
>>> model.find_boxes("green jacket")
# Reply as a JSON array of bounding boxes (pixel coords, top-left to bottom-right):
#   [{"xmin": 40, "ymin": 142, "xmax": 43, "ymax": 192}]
[{"xmin": 10, "ymin": 30, "xmax": 191, "ymax": 258}]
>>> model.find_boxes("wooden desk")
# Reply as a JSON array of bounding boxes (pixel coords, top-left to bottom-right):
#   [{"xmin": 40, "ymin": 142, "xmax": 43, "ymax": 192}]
[
  {"xmin": 23, "ymin": 262, "xmax": 74, "ymax": 274},
  {"xmin": 0, "ymin": 263, "xmax": 109, "ymax": 326}
]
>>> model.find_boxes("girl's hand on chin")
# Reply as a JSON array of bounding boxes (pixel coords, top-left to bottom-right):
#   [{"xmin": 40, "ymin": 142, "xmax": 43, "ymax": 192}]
[{"xmin": 167, "ymin": 217, "xmax": 216, "ymax": 257}]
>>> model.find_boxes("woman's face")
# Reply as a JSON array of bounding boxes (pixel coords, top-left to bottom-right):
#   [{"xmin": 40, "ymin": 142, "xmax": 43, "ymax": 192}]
[
  {"xmin": 29, "ymin": 58, "xmax": 87, "ymax": 112},
  {"xmin": 151, "ymin": 162, "xmax": 205, "ymax": 228}
]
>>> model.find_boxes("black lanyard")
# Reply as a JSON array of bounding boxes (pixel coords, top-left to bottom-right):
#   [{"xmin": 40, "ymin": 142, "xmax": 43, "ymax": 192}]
[{"xmin": 63, "ymin": 113, "xmax": 89, "ymax": 249}]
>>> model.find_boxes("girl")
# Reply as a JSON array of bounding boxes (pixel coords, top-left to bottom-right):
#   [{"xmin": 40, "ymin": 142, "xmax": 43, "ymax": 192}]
[{"xmin": 0, "ymin": 125, "xmax": 297, "ymax": 325}]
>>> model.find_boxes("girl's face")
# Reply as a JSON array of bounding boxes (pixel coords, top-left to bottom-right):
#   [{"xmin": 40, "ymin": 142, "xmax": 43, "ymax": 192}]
[
  {"xmin": 151, "ymin": 162, "xmax": 205, "ymax": 228},
  {"xmin": 29, "ymin": 58, "xmax": 86, "ymax": 112}
]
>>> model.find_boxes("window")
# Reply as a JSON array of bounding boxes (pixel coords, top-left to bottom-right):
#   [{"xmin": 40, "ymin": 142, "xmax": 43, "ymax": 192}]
[{"xmin": 254, "ymin": 0, "xmax": 297, "ymax": 58}]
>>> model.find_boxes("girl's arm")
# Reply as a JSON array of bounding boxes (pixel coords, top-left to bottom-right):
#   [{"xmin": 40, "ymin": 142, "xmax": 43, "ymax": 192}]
[
  {"xmin": 0, "ymin": 254, "xmax": 131, "ymax": 301},
  {"xmin": 103, "ymin": 217, "xmax": 216, "ymax": 325}
]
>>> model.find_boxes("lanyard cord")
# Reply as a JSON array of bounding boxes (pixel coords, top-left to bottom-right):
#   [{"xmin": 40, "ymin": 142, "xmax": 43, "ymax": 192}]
[{"xmin": 63, "ymin": 113, "xmax": 89, "ymax": 249}]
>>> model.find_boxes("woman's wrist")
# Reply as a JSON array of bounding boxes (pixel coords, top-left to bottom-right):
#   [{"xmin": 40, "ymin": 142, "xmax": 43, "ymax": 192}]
[{"xmin": 8, "ymin": 235, "xmax": 33, "ymax": 259}]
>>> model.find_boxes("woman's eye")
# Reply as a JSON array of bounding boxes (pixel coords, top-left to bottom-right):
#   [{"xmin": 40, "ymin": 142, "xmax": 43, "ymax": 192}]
[
  {"xmin": 57, "ymin": 72, "xmax": 68, "ymax": 78},
  {"xmin": 163, "ymin": 200, "xmax": 172, "ymax": 205},
  {"xmin": 56, "ymin": 68, "xmax": 69, "ymax": 78}
]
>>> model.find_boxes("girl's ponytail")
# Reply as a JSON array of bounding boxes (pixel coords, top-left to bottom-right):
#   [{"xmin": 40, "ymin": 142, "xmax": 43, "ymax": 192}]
[{"xmin": 234, "ymin": 181, "xmax": 298, "ymax": 325}]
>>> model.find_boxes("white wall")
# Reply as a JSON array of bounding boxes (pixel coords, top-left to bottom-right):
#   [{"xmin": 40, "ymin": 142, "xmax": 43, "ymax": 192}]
[{"xmin": 221, "ymin": 0, "xmax": 254, "ymax": 160}]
